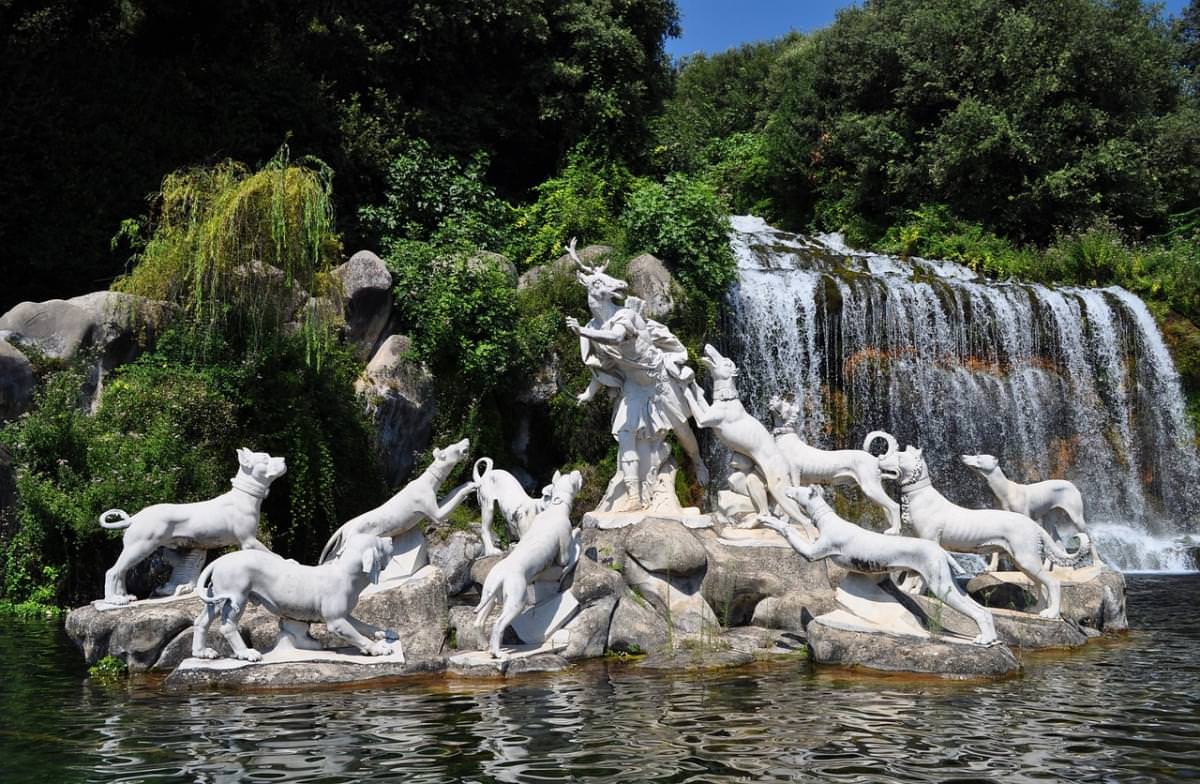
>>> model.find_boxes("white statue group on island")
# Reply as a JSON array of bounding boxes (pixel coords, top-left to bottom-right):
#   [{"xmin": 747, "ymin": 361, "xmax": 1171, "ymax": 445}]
[{"xmin": 94, "ymin": 240, "xmax": 1098, "ymax": 663}]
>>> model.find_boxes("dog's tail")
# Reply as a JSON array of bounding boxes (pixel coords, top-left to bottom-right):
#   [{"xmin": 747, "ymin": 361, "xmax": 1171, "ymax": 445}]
[
  {"xmin": 863, "ymin": 430, "xmax": 898, "ymax": 459},
  {"xmin": 99, "ymin": 509, "xmax": 131, "ymax": 529},
  {"xmin": 1043, "ymin": 530, "xmax": 1091, "ymax": 568},
  {"xmin": 319, "ymin": 525, "xmax": 346, "ymax": 565},
  {"xmin": 194, "ymin": 561, "xmax": 223, "ymax": 605},
  {"xmin": 473, "ymin": 457, "xmax": 493, "ymax": 484}
]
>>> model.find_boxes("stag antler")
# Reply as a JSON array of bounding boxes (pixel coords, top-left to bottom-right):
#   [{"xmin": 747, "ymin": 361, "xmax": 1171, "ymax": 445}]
[{"xmin": 565, "ymin": 237, "xmax": 608, "ymax": 275}]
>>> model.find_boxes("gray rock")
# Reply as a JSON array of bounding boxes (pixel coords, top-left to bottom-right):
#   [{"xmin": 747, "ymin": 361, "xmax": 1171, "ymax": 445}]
[
  {"xmin": 66, "ymin": 598, "xmax": 199, "ymax": 671},
  {"xmin": 561, "ymin": 595, "xmax": 617, "ymax": 660},
  {"xmin": 966, "ymin": 567, "xmax": 1128, "ymax": 633},
  {"xmin": 0, "ymin": 299, "xmax": 98, "ymax": 359},
  {"xmin": 567, "ymin": 553, "xmax": 625, "ymax": 605},
  {"xmin": 623, "ymin": 557, "xmax": 718, "ymax": 635},
  {"xmin": 606, "ymin": 590, "xmax": 670, "ymax": 654},
  {"xmin": 428, "ymin": 531, "xmax": 483, "ymax": 596},
  {"xmin": 751, "ymin": 590, "xmax": 837, "ymax": 631},
  {"xmin": 469, "ymin": 553, "xmax": 504, "ymax": 588},
  {"xmin": 518, "ymin": 244, "xmax": 614, "ymax": 289},
  {"xmin": 626, "ymin": 253, "xmax": 677, "ymax": 319},
  {"xmin": 636, "ymin": 647, "xmax": 755, "ymax": 671},
  {"xmin": 357, "ymin": 335, "xmax": 436, "ymax": 484},
  {"xmin": 0, "ymin": 339, "xmax": 34, "ymax": 420},
  {"xmin": 896, "ymin": 591, "xmax": 1089, "ymax": 650},
  {"xmin": 624, "ymin": 517, "xmax": 707, "ymax": 575},
  {"xmin": 449, "ymin": 605, "xmax": 489, "ymax": 652},
  {"xmin": 469, "ymin": 251, "xmax": 518, "ymax": 286},
  {"xmin": 806, "ymin": 614, "xmax": 1020, "ymax": 678},
  {"xmin": 334, "ymin": 250, "xmax": 395, "ymax": 358},
  {"xmin": 506, "ymin": 653, "xmax": 571, "ymax": 675},
  {"xmin": 349, "ymin": 565, "xmax": 449, "ymax": 660},
  {"xmin": 233, "ymin": 260, "xmax": 310, "ymax": 320},
  {"xmin": 164, "ymin": 656, "xmax": 444, "ymax": 690},
  {"xmin": 700, "ymin": 531, "xmax": 837, "ymax": 626}
]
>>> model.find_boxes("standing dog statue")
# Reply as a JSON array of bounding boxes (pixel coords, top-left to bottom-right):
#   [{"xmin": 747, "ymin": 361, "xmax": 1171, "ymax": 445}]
[
  {"xmin": 961, "ymin": 453, "xmax": 1099, "ymax": 564},
  {"xmin": 320, "ymin": 439, "xmax": 476, "ymax": 562},
  {"xmin": 684, "ymin": 344, "xmax": 811, "ymax": 527},
  {"xmin": 769, "ymin": 395, "xmax": 901, "ymax": 532},
  {"xmin": 191, "ymin": 533, "xmax": 399, "ymax": 662},
  {"xmin": 474, "ymin": 470, "xmax": 583, "ymax": 658},
  {"xmin": 897, "ymin": 446, "xmax": 1089, "ymax": 619},
  {"xmin": 99, "ymin": 448, "xmax": 287, "ymax": 605},
  {"xmin": 473, "ymin": 457, "xmax": 552, "ymax": 556},
  {"xmin": 761, "ymin": 486, "xmax": 999, "ymax": 645}
]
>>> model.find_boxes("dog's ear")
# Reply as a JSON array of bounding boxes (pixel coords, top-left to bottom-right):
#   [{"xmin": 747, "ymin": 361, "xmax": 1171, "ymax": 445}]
[
  {"xmin": 236, "ymin": 447, "xmax": 251, "ymax": 468},
  {"xmin": 552, "ymin": 470, "xmax": 562, "ymax": 484}
]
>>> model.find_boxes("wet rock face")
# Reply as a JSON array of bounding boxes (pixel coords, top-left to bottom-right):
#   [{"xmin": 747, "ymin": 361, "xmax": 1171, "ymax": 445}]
[{"xmin": 357, "ymin": 334, "xmax": 436, "ymax": 484}]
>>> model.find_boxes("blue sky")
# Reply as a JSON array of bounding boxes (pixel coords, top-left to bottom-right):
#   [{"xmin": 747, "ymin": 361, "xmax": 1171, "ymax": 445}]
[{"xmin": 666, "ymin": 0, "xmax": 1193, "ymax": 58}]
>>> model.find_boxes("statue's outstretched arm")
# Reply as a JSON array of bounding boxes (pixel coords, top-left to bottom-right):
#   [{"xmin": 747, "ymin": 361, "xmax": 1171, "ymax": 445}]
[{"xmin": 566, "ymin": 316, "xmax": 627, "ymax": 345}]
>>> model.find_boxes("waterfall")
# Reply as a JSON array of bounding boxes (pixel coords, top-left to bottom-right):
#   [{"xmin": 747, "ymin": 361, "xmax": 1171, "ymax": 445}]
[{"xmin": 723, "ymin": 216, "xmax": 1200, "ymax": 571}]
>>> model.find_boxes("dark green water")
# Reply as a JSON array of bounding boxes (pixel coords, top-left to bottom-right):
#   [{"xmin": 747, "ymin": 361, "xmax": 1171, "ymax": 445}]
[{"xmin": 2, "ymin": 574, "xmax": 1198, "ymax": 783}]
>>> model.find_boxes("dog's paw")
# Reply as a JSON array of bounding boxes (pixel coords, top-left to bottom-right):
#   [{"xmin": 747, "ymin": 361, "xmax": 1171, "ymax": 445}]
[
  {"xmin": 366, "ymin": 641, "xmax": 394, "ymax": 656},
  {"xmin": 1037, "ymin": 608, "xmax": 1060, "ymax": 620},
  {"xmin": 235, "ymin": 649, "xmax": 263, "ymax": 662},
  {"xmin": 173, "ymin": 584, "xmax": 195, "ymax": 596},
  {"xmin": 194, "ymin": 647, "xmax": 220, "ymax": 659},
  {"xmin": 105, "ymin": 594, "xmax": 134, "ymax": 606}
]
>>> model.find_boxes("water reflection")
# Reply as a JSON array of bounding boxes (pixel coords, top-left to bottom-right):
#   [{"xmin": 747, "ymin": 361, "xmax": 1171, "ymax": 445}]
[{"xmin": 1, "ymin": 575, "xmax": 1198, "ymax": 783}]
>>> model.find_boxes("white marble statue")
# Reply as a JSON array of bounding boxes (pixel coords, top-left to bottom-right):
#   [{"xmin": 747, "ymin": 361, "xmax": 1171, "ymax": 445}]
[
  {"xmin": 961, "ymin": 453, "xmax": 1099, "ymax": 564},
  {"xmin": 98, "ymin": 448, "xmax": 287, "ymax": 605},
  {"xmin": 191, "ymin": 533, "xmax": 399, "ymax": 662},
  {"xmin": 684, "ymin": 344, "xmax": 812, "ymax": 527},
  {"xmin": 319, "ymin": 438, "xmax": 476, "ymax": 562},
  {"xmin": 897, "ymin": 446, "xmax": 1089, "ymax": 619},
  {"xmin": 474, "ymin": 469, "xmax": 583, "ymax": 658},
  {"xmin": 769, "ymin": 395, "xmax": 902, "ymax": 532},
  {"xmin": 472, "ymin": 457, "xmax": 551, "ymax": 556},
  {"xmin": 563, "ymin": 239, "xmax": 707, "ymax": 512},
  {"xmin": 761, "ymin": 486, "xmax": 999, "ymax": 645}
]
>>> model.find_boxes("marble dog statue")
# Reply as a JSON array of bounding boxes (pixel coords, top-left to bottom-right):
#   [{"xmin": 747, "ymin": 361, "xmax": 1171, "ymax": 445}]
[
  {"xmin": 191, "ymin": 533, "xmax": 399, "ymax": 662},
  {"xmin": 99, "ymin": 448, "xmax": 287, "ymax": 605},
  {"xmin": 474, "ymin": 469, "xmax": 583, "ymax": 658},
  {"xmin": 761, "ymin": 486, "xmax": 999, "ymax": 645},
  {"xmin": 897, "ymin": 446, "xmax": 1089, "ymax": 619},
  {"xmin": 684, "ymin": 344, "xmax": 812, "ymax": 528},
  {"xmin": 320, "ymin": 438, "xmax": 476, "ymax": 562},
  {"xmin": 473, "ymin": 457, "xmax": 551, "ymax": 556},
  {"xmin": 769, "ymin": 395, "xmax": 902, "ymax": 532},
  {"xmin": 961, "ymin": 453, "xmax": 1099, "ymax": 564}
]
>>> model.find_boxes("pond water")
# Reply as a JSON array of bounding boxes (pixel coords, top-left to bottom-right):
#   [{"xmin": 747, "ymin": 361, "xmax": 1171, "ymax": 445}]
[{"xmin": 2, "ymin": 574, "xmax": 1198, "ymax": 783}]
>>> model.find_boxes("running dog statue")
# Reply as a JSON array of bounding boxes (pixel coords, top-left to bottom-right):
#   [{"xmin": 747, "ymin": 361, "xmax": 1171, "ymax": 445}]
[
  {"xmin": 320, "ymin": 439, "xmax": 475, "ymax": 562},
  {"xmin": 684, "ymin": 345, "xmax": 811, "ymax": 528},
  {"xmin": 761, "ymin": 486, "xmax": 999, "ymax": 645},
  {"xmin": 474, "ymin": 469, "xmax": 583, "ymax": 658},
  {"xmin": 961, "ymin": 453, "xmax": 1099, "ymax": 564},
  {"xmin": 472, "ymin": 457, "xmax": 551, "ymax": 556},
  {"xmin": 897, "ymin": 446, "xmax": 1089, "ymax": 619},
  {"xmin": 191, "ymin": 533, "xmax": 399, "ymax": 662},
  {"xmin": 769, "ymin": 395, "xmax": 901, "ymax": 532},
  {"xmin": 98, "ymin": 448, "xmax": 287, "ymax": 605}
]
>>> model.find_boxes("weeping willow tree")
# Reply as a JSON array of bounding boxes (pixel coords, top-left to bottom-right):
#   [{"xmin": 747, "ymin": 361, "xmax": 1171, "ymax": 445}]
[{"xmin": 114, "ymin": 146, "xmax": 342, "ymax": 363}]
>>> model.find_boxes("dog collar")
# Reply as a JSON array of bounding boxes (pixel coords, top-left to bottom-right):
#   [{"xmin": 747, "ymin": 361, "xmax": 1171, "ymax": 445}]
[
  {"xmin": 772, "ymin": 425, "xmax": 795, "ymax": 436},
  {"xmin": 712, "ymin": 387, "xmax": 740, "ymax": 401},
  {"xmin": 231, "ymin": 476, "xmax": 270, "ymax": 499},
  {"xmin": 900, "ymin": 476, "xmax": 933, "ymax": 494}
]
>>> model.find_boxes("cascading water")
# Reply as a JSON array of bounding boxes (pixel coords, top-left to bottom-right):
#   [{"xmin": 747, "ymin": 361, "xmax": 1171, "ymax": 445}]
[{"xmin": 723, "ymin": 216, "xmax": 1200, "ymax": 571}]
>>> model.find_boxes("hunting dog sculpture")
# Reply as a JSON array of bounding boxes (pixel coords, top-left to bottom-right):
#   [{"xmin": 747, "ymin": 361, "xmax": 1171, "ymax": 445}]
[
  {"xmin": 191, "ymin": 533, "xmax": 399, "ymax": 662},
  {"xmin": 320, "ymin": 438, "xmax": 475, "ymax": 562},
  {"xmin": 761, "ymin": 486, "xmax": 999, "ymax": 645},
  {"xmin": 473, "ymin": 457, "xmax": 551, "ymax": 556},
  {"xmin": 897, "ymin": 446, "xmax": 1089, "ymax": 619},
  {"xmin": 99, "ymin": 448, "xmax": 287, "ymax": 605},
  {"xmin": 474, "ymin": 469, "xmax": 583, "ymax": 658},
  {"xmin": 769, "ymin": 395, "xmax": 901, "ymax": 532}
]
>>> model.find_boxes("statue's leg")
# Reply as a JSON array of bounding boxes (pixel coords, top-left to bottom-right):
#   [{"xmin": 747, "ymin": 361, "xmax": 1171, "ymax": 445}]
[
  {"xmin": 616, "ymin": 430, "xmax": 642, "ymax": 510},
  {"xmin": 191, "ymin": 602, "xmax": 220, "ymax": 658},
  {"xmin": 218, "ymin": 600, "xmax": 261, "ymax": 661},
  {"xmin": 104, "ymin": 538, "xmax": 159, "ymax": 604}
]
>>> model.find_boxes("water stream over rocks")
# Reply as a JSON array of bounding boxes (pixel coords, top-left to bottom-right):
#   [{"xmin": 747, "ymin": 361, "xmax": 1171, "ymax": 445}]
[{"xmin": 723, "ymin": 217, "xmax": 1200, "ymax": 571}]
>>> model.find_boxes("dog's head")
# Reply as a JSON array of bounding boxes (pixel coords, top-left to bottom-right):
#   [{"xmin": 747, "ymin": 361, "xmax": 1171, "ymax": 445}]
[
  {"xmin": 784, "ymin": 484, "xmax": 825, "ymax": 516},
  {"xmin": 432, "ymin": 438, "xmax": 471, "ymax": 469},
  {"xmin": 345, "ymin": 534, "xmax": 394, "ymax": 584},
  {"xmin": 896, "ymin": 446, "xmax": 928, "ymax": 486},
  {"xmin": 700, "ymin": 344, "xmax": 738, "ymax": 383},
  {"xmin": 236, "ymin": 448, "xmax": 288, "ymax": 486},
  {"xmin": 960, "ymin": 454, "xmax": 998, "ymax": 474},
  {"xmin": 547, "ymin": 469, "xmax": 583, "ymax": 511}
]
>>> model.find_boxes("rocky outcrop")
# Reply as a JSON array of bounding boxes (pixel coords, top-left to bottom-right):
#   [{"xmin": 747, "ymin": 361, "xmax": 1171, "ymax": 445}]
[
  {"xmin": 0, "ymin": 338, "xmax": 34, "ymax": 420},
  {"xmin": 518, "ymin": 244, "xmax": 614, "ymax": 290},
  {"xmin": 333, "ymin": 250, "xmax": 394, "ymax": 359},
  {"xmin": 700, "ymin": 531, "xmax": 838, "ymax": 626},
  {"xmin": 625, "ymin": 253, "xmax": 677, "ymax": 320},
  {"xmin": 347, "ymin": 565, "xmax": 449, "ymax": 661},
  {"xmin": 0, "ymin": 299, "xmax": 99, "ymax": 359},
  {"xmin": 357, "ymin": 334, "xmax": 436, "ymax": 484},
  {"xmin": 428, "ymin": 531, "xmax": 484, "ymax": 596},
  {"xmin": 966, "ymin": 567, "xmax": 1128, "ymax": 633}
]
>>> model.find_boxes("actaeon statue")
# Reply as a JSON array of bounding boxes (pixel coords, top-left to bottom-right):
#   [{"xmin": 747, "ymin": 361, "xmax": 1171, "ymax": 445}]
[{"xmin": 563, "ymin": 240, "xmax": 707, "ymax": 514}]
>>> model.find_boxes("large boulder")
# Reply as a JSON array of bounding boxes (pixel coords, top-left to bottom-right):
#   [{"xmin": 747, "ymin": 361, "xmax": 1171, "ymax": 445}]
[
  {"xmin": 700, "ymin": 532, "xmax": 838, "ymax": 626},
  {"xmin": 0, "ymin": 299, "xmax": 98, "ymax": 359},
  {"xmin": 607, "ymin": 590, "xmax": 670, "ymax": 654},
  {"xmin": 428, "ymin": 531, "xmax": 484, "ymax": 596},
  {"xmin": 624, "ymin": 517, "xmax": 708, "ymax": 575},
  {"xmin": 518, "ymin": 244, "xmax": 614, "ymax": 289},
  {"xmin": 357, "ymin": 334, "xmax": 436, "ymax": 484},
  {"xmin": 966, "ymin": 566, "xmax": 1128, "ymax": 633},
  {"xmin": 333, "ymin": 250, "xmax": 395, "ymax": 358},
  {"xmin": 625, "ymin": 253, "xmax": 677, "ymax": 320},
  {"xmin": 346, "ymin": 565, "xmax": 449, "ymax": 661},
  {"xmin": 0, "ymin": 339, "xmax": 34, "ymax": 420},
  {"xmin": 66, "ymin": 291, "xmax": 174, "ymax": 365},
  {"xmin": 561, "ymin": 595, "xmax": 617, "ymax": 660}
]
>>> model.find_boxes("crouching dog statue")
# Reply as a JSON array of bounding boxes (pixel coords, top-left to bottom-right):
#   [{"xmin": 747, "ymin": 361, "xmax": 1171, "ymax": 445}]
[{"xmin": 191, "ymin": 533, "xmax": 400, "ymax": 662}]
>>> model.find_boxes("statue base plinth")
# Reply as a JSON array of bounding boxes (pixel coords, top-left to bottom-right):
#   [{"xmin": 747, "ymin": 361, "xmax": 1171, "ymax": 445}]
[
  {"xmin": 582, "ymin": 509, "xmax": 713, "ymax": 530},
  {"xmin": 165, "ymin": 645, "xmax": 438, "ymax": 690},
  {"xmin": 91, "ymin": 592, "xmax": 197, "ymax": 613},
  {"xmin": 447, "ymin": 635, "xmax": 571, "ymax": 677}
]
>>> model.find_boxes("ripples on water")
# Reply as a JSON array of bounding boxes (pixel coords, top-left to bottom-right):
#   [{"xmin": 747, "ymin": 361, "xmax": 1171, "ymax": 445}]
[{"xmin": 2, "ymin": 575, "xmax": 1198, "ymax": 783}]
